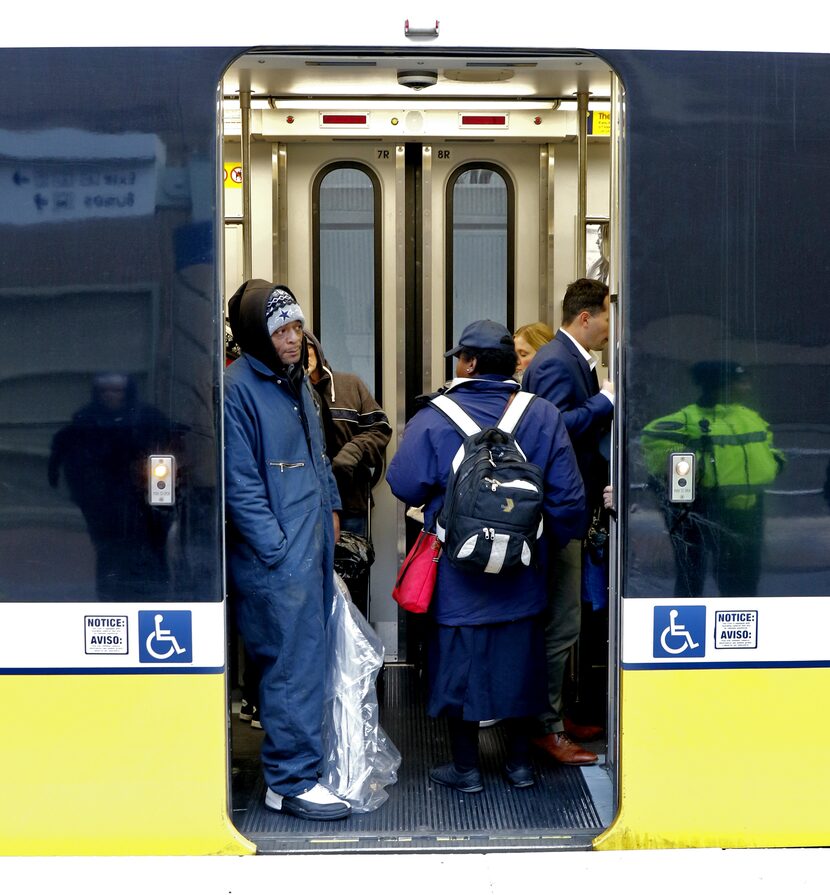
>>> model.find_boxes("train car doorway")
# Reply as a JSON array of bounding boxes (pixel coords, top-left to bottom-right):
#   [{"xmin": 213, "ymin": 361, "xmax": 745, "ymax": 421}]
[{"xmin": 220, "ymin": 49, "xmax": 621, "ymax": 852}]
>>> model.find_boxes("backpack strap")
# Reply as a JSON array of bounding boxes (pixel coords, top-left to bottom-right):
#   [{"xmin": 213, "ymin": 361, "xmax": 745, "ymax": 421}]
[
  {"xmin": 497, "ymin": 391, "xmax": 535, "ymax": 435},
  {"xmin": 430, "ymin": 394, "xmax": 481, "ymax": 437}
]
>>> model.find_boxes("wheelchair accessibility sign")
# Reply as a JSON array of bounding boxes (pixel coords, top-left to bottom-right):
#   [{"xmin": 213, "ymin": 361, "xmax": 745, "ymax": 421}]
[
  {"xmin": 138, "ymin": 610, "xmax": 192, "ymax": 663},
  {"xmin": 653, "ymin": 606, "xmax": 706, "ymax": 658}
]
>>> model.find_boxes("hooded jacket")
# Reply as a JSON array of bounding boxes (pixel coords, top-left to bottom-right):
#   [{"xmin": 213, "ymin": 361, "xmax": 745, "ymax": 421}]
[
  {"xmin": 224, "ymin": 281, "xmax": 343, "ymax": 794},
  {"xmin": 224, "ymin": 279, "xmax": 340, "ymax": 576},
  {"xmin": 304, "ymin": 332, "xmax": 392, "ymax": 518}
]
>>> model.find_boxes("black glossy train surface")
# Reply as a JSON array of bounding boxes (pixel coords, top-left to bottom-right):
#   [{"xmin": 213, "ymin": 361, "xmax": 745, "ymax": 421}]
[{"xmin": 1, "ymin": 22, "xmax": 828, "ymax": 854}]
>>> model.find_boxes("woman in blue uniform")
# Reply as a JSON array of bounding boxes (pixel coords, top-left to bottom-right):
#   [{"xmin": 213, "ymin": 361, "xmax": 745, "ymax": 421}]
[{"xmin": 386, "ymin": 320, "xmax": 586, "ymax": 792}]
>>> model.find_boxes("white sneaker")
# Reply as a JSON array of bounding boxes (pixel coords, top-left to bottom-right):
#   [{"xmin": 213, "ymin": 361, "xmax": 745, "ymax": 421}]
[
  {"xmin": 296, "ymin": 783, "xmax": 350, "ymax": 806},
  {"xmin": 265, "ymin": 783, "xmax": 351, "ymax": 820}
]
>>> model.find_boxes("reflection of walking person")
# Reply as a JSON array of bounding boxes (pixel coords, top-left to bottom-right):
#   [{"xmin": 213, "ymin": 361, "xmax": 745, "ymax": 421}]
[
  {"xmin": 642, "ymin": 362, "xmax": 786, "ymax": 597},
  {"xmin": 47, "ymin": 373, "xmax": 176, "ymax": 599}
]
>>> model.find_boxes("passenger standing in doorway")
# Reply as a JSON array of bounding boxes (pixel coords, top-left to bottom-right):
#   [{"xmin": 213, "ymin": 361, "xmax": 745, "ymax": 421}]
[
  {"xmin": 522, "ymin": 278, "xmax": 614, "ymax": 765},
  {"xmin": 224, "ymin": 280, "xmax": 350, "ymax": 821},
  {"xmin": 387, "ymin": 320, "xmax": 585, "ymax": 792},
  {"xmin": 304, "ymin": 332, "xmax": 392, "ymax": 540},
  {"xmin": 513, "ymin": 322, "xmax": 554, "ymax": 379}
]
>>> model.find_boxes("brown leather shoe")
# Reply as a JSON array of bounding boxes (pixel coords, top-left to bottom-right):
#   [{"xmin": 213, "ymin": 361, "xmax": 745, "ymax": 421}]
[
  {"xmin": 563, "ymin": 717, "xmax": 604, "ymax": 741},
  {"xmin": 531, "ymin": 732, "xmax": 599, "ymax": 766}
]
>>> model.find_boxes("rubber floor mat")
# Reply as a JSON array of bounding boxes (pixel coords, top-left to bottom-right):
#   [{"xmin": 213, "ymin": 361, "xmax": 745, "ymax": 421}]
[{"xmin": 232, "ymin": 664, "xmax": 606, "ymax": 853}]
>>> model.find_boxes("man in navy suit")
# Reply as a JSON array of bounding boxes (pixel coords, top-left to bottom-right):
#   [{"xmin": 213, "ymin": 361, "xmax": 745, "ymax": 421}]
[{"xmin": 522, "ymin": 278, "xmax": 613, "ymax": 765}]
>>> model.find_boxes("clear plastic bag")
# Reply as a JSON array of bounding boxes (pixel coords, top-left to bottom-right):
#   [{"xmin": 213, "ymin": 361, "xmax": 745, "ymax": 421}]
[{"xmin": 320, "ymin": 573, "xmax": 401, "ymax": 812}]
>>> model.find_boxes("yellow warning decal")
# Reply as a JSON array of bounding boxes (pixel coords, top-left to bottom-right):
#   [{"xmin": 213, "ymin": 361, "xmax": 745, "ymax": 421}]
[
  {"xmin": 588, "ymin": 110, "xmax": 611, "ymax": 135},
  {"xmin": 223, "ymin": 162, "xmax": 243, "ymax": 188}
]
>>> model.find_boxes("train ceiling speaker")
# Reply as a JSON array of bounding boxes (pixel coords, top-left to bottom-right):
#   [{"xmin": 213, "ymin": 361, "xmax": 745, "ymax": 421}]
[{"xmin": 397, "ymin": 69, "xmax": 438, "ymax": 90}]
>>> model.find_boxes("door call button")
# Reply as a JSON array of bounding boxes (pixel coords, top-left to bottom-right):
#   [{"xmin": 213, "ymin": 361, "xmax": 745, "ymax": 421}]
[
  {"xmin": 148, "ymin": 455, "xmax": 176, "ymax": 505},
  {"xmin": 669, "ymin": 452, "xmax": 695, "ymax": 503}
]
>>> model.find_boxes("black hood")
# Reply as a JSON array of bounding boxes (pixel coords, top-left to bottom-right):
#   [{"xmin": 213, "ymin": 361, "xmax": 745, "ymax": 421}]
[
  {"xmin": 304, "ymin": 330, "xmax": 327, "ymax": 367},
  {"xmin": 304, "ymin": 331, "xmax": 332, "ymax": 379},
  {"xmin": 228, "ymin": 280, "xmax": 308, "ymax": 394},
  {"xmin": 227, "ymin": 279, "xmax": 309, "ymax": 380},
  {"xmin": 228, "ymin": 279, "xmax": 278, "ymax": 371}
]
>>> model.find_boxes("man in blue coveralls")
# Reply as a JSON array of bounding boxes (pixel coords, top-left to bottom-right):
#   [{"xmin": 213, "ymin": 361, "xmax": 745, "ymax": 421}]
[{"xmin": 224, "ymin": 280, "xmax": 350, "ymax": 821}]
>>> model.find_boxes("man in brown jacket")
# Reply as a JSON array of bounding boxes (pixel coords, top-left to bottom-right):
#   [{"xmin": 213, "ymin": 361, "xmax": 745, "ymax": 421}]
[{"xmin": 304, "ymin": 332, "xmax": 392, "ymax": 539}]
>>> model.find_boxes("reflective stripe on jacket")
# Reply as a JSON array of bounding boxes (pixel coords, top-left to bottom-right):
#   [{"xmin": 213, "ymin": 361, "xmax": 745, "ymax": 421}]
[{"xmin": 642, "ymin": 402, "xmax": 785, "ymax": 507}]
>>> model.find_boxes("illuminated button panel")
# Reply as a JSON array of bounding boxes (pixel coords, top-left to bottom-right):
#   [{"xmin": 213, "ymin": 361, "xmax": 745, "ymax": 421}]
[
  {"xmin": 148, "ymin": 455, "xmax": 176, "ymax": 506},
  {"xmin": 669, "ymin": 451, "xmax": 695, "ymax": 503}
]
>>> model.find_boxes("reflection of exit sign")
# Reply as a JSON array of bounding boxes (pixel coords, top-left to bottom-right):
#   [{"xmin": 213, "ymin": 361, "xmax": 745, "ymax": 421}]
[
  {"xmin": 1, "ymin": 129, "xmax": 163, "ymax": 225},
  {"xmin": 588, "ymin": 110, "xmax": 611, "ymax": 135}
]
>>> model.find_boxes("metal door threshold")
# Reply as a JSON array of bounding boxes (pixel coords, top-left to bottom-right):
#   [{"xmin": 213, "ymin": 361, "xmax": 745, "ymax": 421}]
[{"xmin": 232, "ymin": 664, "xmax": 610, "ymax": 854}]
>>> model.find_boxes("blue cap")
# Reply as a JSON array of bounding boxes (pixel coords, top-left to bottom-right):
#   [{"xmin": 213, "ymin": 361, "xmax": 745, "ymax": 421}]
[{"xmin": 444, "ymin": 319, "xmax": 514, "ymax": 357}]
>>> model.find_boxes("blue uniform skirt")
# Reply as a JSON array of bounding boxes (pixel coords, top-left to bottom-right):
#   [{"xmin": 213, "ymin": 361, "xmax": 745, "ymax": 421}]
[{"xmin": 426, "ymin": 614, "xmax": 548, "ymax": 721}]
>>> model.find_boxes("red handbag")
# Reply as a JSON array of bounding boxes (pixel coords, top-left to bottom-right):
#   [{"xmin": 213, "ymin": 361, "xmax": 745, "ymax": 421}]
[{"xmin": 392, "ymin": 530, "xmax": 441, "ymax": 613}]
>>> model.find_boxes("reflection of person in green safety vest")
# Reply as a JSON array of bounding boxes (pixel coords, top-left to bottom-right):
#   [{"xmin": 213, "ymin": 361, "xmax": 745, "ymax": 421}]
[{"xmin": 642, "ymin": 361, "xmax": 786, "ymax": 597}]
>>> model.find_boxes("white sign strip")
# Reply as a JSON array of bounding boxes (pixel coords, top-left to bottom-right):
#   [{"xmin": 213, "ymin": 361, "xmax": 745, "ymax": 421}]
[
  {"xmin": 0, "ymin": 602, "xmax": 225, "ymax": 671},
  {"xmin": 622, "ymin": 596, "xmax": 830, "ymax": 667}
]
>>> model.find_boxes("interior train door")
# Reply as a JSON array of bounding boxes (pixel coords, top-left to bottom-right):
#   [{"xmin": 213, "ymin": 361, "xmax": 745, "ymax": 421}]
[
  {"xmin": 274, "ymin": 142, "xmax": 402, "ymax": 658},
  {"xmin": 421, "ymin": 142, "xmax": 543, "ymax": 391},
  {"xmin": 225, "ymin": 130, "xmax": 611, "ymax": 660},
  {"xmin": 273, "ymin": 140, "xmax": 550, "ymax": 661}
]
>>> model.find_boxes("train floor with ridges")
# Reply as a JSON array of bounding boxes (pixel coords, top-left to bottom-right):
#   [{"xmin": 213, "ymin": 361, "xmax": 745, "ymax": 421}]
[{"xmin": 231, "ymin": 664, "xmax": 611, "ymax": 853}]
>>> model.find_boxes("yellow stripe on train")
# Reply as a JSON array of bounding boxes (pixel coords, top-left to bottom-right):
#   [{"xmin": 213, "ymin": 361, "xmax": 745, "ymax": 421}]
[
  {"xmin": 0, "ymin": 673, "xmax": 253, "ymax": 856},
  {"xmin": 596, "ymin": 667, "xmax": 830, "ymax": 849}
]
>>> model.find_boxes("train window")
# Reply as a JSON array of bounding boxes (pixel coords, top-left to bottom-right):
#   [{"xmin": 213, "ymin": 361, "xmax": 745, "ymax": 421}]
[
  {"xmin": 445, "ymin": 163, "xmax": 515, "ymax": 369},
  {"xmin": 1, "ymin": 286, "xmax": 221, "ymax": 603},
  {"xmin": 312, "ymin": 163, "xmax": 382, "ymax": 398}
]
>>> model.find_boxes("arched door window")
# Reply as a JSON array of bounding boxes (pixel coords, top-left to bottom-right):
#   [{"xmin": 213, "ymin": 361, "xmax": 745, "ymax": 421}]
[
  {"xmin": 312, "ymin": 163, "xmax": 381, "ymax": 397},
  {"xmin": 446, "ymin": 164, "xmax": 515, "ymax": 372}
]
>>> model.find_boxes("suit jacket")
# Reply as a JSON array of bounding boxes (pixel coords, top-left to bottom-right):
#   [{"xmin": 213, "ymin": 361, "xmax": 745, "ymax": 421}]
[{"xmin": 522, "ymin": 330, "xmax": 613, "ymax": 510}]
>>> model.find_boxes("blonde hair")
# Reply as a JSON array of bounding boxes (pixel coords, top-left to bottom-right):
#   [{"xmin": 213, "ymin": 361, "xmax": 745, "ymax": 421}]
[{"xmin": 514, "ymin": 322, "xmax": 554, "ymax": 352}]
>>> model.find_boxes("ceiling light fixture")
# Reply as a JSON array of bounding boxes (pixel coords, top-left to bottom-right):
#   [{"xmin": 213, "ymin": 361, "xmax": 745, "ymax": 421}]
[{"xmin": 267, "ymin": 98, "xmax": 560, "ymax": 111}]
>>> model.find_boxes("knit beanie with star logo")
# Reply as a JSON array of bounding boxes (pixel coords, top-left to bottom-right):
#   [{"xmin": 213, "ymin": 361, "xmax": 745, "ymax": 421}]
[{"xmin": 265, "ymin": 285, "xmax": 306, "ymax": 335}]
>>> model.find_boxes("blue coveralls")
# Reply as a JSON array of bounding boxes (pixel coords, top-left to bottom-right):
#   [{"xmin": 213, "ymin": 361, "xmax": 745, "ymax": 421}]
[{"xmin": 225, "ymin": 352, "xmax": 340, "ymax": 797}]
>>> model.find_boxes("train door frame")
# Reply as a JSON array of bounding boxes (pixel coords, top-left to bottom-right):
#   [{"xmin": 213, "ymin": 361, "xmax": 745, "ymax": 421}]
[{"xmin": 220, "ymin": 50, "xmax": 625, "ymax": 846}]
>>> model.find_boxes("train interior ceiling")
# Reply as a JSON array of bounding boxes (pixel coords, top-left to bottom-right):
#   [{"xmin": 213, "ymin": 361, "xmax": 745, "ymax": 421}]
[{"xmin": 221, "ymin": 49, "xmax": 617, "ymax": 851}]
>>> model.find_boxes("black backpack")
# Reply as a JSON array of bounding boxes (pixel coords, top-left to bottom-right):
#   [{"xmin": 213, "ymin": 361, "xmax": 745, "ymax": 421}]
[{"xmin": 430, "ymin": 390, "xmax": 544, "ymax": 574}]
